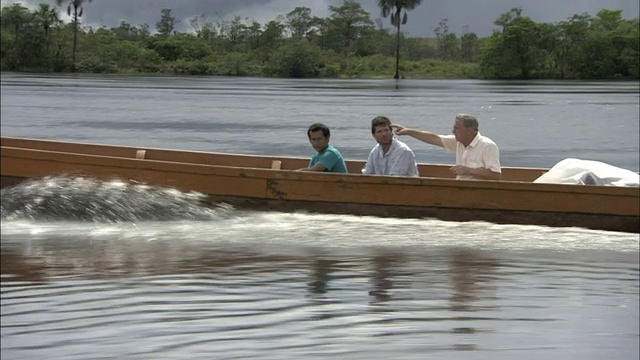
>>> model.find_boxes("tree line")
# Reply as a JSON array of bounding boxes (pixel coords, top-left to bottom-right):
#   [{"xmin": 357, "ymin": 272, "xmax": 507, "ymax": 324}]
[{"xmin": 1, "ymin": 0, "xmax": 637, "ymax": 79}]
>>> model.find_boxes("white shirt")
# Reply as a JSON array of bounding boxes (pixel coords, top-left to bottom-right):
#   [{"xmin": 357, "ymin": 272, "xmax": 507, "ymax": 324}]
[
  {"xmin": 363, "ymin": 139, "xmax": 419, "ymax": 177},
  {"xmin": 441, "ymin": 132, "xmax": 501, "ymax": 179}
]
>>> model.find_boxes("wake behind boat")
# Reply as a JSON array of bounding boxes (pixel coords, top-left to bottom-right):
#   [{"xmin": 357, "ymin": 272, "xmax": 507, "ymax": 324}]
[{"xmin": 1, "ymin": 137, "xmax": 638, "ymax": 233}]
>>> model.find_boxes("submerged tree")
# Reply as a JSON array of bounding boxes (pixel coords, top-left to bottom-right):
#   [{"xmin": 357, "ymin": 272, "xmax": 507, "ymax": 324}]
[
  {"xmin": 55, "ymin": 0, "xmax": 92, "ymax": 71},
  {"xmin": 377, "ymin": 0, "xmax": 423, "ymax": 79}
]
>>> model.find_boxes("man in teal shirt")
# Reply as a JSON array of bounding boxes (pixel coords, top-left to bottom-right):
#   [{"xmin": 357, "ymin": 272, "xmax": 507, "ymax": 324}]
[{"xmin": 298, "ymin": 123, "xmax": 348, "ymax": 173}]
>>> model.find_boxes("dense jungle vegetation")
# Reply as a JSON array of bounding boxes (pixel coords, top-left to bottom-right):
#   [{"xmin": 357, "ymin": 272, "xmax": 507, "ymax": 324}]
[{"xmin": 1, "ymin": 0, "xmax": 638, "ymax": 79}]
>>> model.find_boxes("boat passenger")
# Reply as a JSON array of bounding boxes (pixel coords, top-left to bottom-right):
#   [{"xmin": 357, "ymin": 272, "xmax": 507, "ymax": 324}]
[
  {"xmin": 392, "ymin": 114, "xmax": 501, "ymax": 180},
  {"xmin": 362, "ymin": 116, "xmax": 419, "ymax": 177},
  {"xmin": 297, "ymin": 123, "xmax": 348, "ymax": 173}
]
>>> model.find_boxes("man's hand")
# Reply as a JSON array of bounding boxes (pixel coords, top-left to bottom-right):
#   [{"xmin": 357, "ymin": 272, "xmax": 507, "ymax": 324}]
[
  {"xmin": 450, "ymin": 165, "xmax": 472, "ymax": 176},
  {"xmin": 390, "ymin": 124, "xmax": 409, "ymax": 135},
  {"xmin": 391, "ymin": 124, "xmax": 443, "ymax": 148},
  {"xmin": 450, "ymin": 165, "xmax": 502, "ymax": 180}
]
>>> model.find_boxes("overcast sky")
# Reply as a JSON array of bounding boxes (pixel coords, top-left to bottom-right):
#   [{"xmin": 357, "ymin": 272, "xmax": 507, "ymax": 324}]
[{"xmin": 3, "ymin": 0, "xmax": 638, "ymax": 37}]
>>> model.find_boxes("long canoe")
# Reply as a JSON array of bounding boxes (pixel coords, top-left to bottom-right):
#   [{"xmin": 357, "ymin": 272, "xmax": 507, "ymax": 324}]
[{"xmin": 1, "ymin": 136, "xmax": 638, "ymax": 233}]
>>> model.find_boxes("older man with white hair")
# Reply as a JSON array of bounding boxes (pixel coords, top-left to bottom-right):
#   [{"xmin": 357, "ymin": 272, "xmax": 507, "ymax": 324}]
[{"xmin": 392, "ymin": 114, "xmax": 501, "ymax": 180}]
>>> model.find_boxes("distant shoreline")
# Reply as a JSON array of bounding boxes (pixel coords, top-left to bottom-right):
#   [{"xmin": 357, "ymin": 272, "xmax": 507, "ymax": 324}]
[{"xmin": 3, "ymin": 69, "xmax": 639, "ymax": 81}]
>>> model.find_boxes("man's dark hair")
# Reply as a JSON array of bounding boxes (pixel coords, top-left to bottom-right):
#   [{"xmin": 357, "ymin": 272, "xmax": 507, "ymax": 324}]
[
  {"xmin": 371, "ymin": 116, "xmax": 392, "ymax": 134},
  {"xmin": 307, "ymin": 123, "xmax": 331, "ymax": 138}
]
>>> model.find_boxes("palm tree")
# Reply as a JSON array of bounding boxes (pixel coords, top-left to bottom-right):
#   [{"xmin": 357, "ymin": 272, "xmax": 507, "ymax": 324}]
[
  {"xmin": 34, "ymin": 3, "xmax": 61, "ymax": 58},
  {"xmin": 55, "ymin": 0, "xmax": 92, "ymax": 71},
  {"xmin": 376, "ymin": 0, "xmax": 423, "ymax": 79}
]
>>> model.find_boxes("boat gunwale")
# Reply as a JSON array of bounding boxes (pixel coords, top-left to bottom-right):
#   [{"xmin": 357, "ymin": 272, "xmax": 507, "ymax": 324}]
[{"xmin": 0, "ymin": 136, "xmax": 549, "ymax": 174}]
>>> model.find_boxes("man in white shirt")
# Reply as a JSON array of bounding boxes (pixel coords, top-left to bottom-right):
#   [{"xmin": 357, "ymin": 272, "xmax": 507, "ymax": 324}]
[
  {"xmin": 392, "ymin": 114, "xmax": 501, "ymax": 180},
  {"xmin": 362, "ymin": 116, "xmax": 419, "ymax": 177}
]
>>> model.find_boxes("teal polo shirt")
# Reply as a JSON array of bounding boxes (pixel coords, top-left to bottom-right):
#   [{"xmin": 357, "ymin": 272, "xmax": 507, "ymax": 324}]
[{"xmin": 309, "ymin": 145, "xmax": 348, "ymax": 173}]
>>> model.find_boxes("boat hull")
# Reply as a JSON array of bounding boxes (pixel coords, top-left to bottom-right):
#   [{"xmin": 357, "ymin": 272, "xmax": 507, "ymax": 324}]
[{"xmin": 1, "ymin": 137, "xmax": 638, "ymax": 233}]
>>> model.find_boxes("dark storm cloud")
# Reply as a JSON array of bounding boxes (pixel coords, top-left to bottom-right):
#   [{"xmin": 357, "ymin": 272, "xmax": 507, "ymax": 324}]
[
  {"xmin": 418, "ymin": 0, "xmax": 640, "ymax": 36},
  {"xmin": 21, "ymin": 0, "xmax": 282, "ymax": 29},
  {"xmin": 6, "ymin": 0, "xmax": 639, "ymax": 36}
]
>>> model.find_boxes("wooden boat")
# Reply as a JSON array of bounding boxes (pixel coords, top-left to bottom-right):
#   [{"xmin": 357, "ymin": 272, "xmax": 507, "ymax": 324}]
[{"xmin": 1, "ymin": 136, "xmax": 638, "ymax": 233}]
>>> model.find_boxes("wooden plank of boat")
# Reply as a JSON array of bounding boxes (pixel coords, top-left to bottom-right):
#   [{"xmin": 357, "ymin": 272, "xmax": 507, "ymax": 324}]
[{"xmin": 1, "ymin": 138, "xmax": 638, "ymax": 233}]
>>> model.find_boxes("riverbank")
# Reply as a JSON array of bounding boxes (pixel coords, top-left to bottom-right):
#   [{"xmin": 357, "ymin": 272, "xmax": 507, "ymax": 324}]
[{"xmin": 1, "ymin": 56, "xmax": 482, "ymax": 80}]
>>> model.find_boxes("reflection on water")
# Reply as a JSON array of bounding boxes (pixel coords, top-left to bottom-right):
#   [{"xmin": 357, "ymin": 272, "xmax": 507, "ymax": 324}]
[
  {"xmin": 449, "ymin": 249, "xmax": 498, "ymax": 313},
  {"xmin": 1, "ymin": 222, "xmax": 638, "ymax": 360},
  {"xmin": 308, "ymin": 258, "xmax": 338, "ymax": 296},
  {"xmin": 368, "ymin": 252, "xmax": 403, "ymax": 304}
]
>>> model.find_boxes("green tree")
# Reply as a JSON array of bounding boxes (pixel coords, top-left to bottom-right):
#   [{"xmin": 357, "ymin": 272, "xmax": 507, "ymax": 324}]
[
  {"xmin": 612, "ymin": 18, "xmax": 639, "ymax": 78},
  {"xmin": 260, "ymin": 20, "xmax": 285, "ymax": 50},
  {"xmin": 34, "ymin": 3, "xmax": 61, "ymax": 58},
  {"xmin": 190, "ymin": 15, "xmax": 217, "ymax": 44},
  {"xmin": 0, "ymin": 3, "xmax": 636, "ymax": 79},
  {"xmin": 434, "ymin": 19, "xmax": 459, "ymax": 60},
  {"xmin": 308, "ymin": 16, "xmax": 329, "ymax": 49},
  {"xmin": 1, "ymin": 3, "xmax": 49, "ymax": 71},
  {"xmin": 55, "ymin": 0, "xmax": 92, "ymax": 72},
  {"xmin": 266, "ymin": 39, "xmax": 323, "ymax": 77},
  {"xmin": 1, "ymin": 3, "xmax": 32, "ymax": 38},
  {"xmin": 286, "ymin": 7, "xmax": 312, "ymax": 38},
  {"xmin": 78, "ymin": 28, "xmax": 159, "ymax": 73},
  {"xmin": 246, "ymin": 20, "xmax": 262, "ymax": 49},
  {"xmin": 592, "ymin": 8, "xmax": 623, "ymax": 31},
  {"xmin": 480, "ymin": 8, "xmax": 543, "ymax": 79},
  {"xmin": 149, "ymin": 34, "xmax": 212, "ymax": 62},
  {"xmin": 535, "ymin": 22, "xmax": 562, "ymax": 77},
  {"xmin": 156, "ymin": 8, "xmax": 179, "ymax": 38},
  {"xmin": 376, "ymin": 0, "xmax": 423, "ymax": 79},
  {"xmin": 553, "ymin": 13, "xmax": 591, "ymax": 78},
  {"xmin": 227, "ymin": 15, "xmax": 248, "ymax": 46},
  {"xmin": 460, "ymin": 26, "xmax": 479, "ymax": 62},
  {"xmin": 327, "ymin": 0, "xmax": 375, "ymax": 54},
  {"xmin": 111, "ymin": 21, "xmax": 149, "ymax": 42},
  {"xmin": 585, "ymin": 9, "xmax": 638, "ymax": 78}
]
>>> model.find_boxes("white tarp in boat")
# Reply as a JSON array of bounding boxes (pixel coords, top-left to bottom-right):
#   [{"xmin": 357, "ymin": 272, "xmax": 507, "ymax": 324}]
[{"xmin": 533, "ymin": 158, "xmax": 640, "ymax": 186}]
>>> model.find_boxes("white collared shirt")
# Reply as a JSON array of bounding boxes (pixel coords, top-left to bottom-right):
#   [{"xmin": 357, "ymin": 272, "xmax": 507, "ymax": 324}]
[
  {"xmin": 362, "ymin": 139, "xmax": 419, "ymax": 177},
  {"xmin": 441, "ymin": 132, "xmax": 501, "ymax": 180}
]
